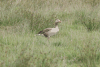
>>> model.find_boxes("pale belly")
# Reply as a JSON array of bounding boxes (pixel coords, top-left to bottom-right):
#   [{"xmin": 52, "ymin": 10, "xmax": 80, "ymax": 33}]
[{"xmin": 48, "ymin": 28, "xmax": 59, "ymax": 37}]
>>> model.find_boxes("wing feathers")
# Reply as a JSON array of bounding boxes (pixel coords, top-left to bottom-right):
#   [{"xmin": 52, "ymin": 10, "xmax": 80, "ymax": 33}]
[
  {"xmin": 43, "ymin": 28, "xmax": 52, "ymax": 32},
  {"xmin": 38, "ymin": 28, "xmax": 52, "ymax": 34}
]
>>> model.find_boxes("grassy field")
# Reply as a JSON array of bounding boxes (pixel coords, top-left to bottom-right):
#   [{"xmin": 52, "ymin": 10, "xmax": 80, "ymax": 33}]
[{"xmin": 0, "ymin": 0, "xmax": 100, "ymax": 67}]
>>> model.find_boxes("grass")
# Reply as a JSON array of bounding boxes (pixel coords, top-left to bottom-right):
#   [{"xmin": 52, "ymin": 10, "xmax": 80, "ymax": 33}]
[
  {"xmin": 1, "ymin": 23, "xmax": 100, "ymax": 67},
  {"xmin": 0, "ymin": 0, "xmax": 100, "ymax": 67}
]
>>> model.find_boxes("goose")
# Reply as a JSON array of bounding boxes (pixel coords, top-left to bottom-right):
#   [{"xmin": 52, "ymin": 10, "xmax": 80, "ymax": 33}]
[{"xmin": 38, "ymin": 19, "xmax": 61, "ymax": 39}]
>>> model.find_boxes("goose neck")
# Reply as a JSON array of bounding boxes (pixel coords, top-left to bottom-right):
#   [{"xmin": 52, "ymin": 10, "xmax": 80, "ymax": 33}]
[{"xmin": 55, "ymin": 25, "xmax": 58, "ymax": 28}]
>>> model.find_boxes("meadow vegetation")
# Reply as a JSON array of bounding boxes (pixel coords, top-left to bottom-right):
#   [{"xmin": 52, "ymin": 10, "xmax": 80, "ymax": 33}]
[{"xmin": 0, "ymin": 0, "xmax": 100, "ymax": 67}]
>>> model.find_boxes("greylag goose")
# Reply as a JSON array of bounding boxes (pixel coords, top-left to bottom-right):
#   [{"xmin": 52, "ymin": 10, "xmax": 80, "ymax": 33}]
[{"xmin": 38, "ymin": 19, "xmax": 61, "ymax": 39}]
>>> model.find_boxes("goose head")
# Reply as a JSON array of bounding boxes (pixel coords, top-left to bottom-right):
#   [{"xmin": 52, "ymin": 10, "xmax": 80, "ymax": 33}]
[{"xmin": 55, "ymin": 19, "xmax": 61, "ymax": 26}]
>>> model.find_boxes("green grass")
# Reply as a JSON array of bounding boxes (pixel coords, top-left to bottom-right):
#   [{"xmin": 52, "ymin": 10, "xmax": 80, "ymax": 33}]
[
  {"xmin": 0, "ymin": 23, "xmax": 100, "ymax": 67},
  {"xmin": 0, "ymin": 0, "xmax": 100, "ymax": 67}
]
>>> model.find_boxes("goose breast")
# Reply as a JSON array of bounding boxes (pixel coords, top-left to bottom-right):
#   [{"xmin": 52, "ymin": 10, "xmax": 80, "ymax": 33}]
[{"xmin": 47, "ymin": 28, "xmax": 59, "ymax": 36}]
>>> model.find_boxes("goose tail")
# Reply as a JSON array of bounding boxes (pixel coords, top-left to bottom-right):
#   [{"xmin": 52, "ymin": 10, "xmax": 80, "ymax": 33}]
[
  {"xmin": 38, "ymin": 30, "xmax": 43, "ymax": 34},
  {"xmin": 34, "ymin": 30, "xmax": 44, "ymax": 36}
]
